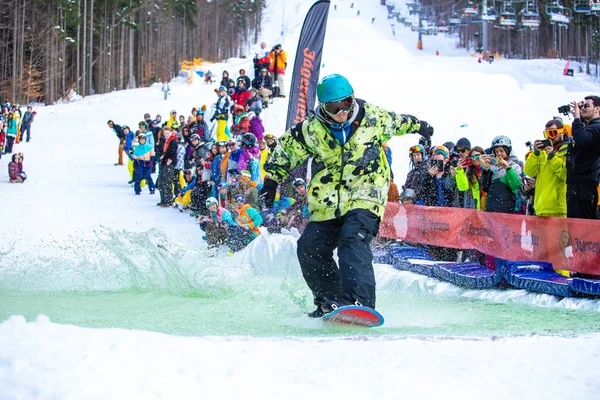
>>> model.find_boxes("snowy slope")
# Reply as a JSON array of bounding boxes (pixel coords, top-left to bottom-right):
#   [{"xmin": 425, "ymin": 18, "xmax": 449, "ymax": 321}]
[{"xmin": 2, "ymin": 0, "xmax": 600, "ymax": 398}]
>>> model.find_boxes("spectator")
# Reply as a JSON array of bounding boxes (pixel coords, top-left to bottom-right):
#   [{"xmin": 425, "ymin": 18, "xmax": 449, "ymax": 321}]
[
  {"xmin": 166, "ymin": 110, "xmax": 180, "ymax": 130},
  {"xmin": 524, "ymin": 119, "xmax": 568, "ymax": 218},
  {"xmin": 245, "ymin": 88, "xmax": 264, "ymax": 117},
  {"xmin": 157, "ymin": 128, "xmax": 179, "ymax": 207},
  {"xmin": 231, "ymin": 105, "xmax": 250, "ymax": 140},
  {"xmin": 231, "ymin": 170, "xmax": 260, "ymax": 210},
  {"xmin": 248, "ymin": 111, "xmax": 265, "ymax": 141},
  {"xmin": 400, "ymin": 188, "xmax": 416, "ymax": 204},
  {"xmin": 20, "ymin": 106, "xmax": 35, "ymax": 142},
  {"xmin": 211, "ymin": 87, "xmax": 231, "ymax": 142},
  {"xmin": 220, "ymin": 71, "xmax": 234, "ymax": 88},
  {"xmin": 237, "ymin": 69, "xmax": 251, "ymax": 90},
  {"xmin": 480, "ymin": 136, "xmax": 522, "ymax": 214},
  {"xmin": 269, "ymin": 44, "xmax": 288, "ymax": 97},
  {"xmin": 0, "ymin": 121, "xmax": 6, "ymax": 158},
  {"xmin": 132, "ymin": 133, "xmax": 156, "ymax": 195},
  {"xmin": 232, "ymin": 80, "xmax": 252, "ymax": 108},
  {"xmin": 252, "ymin": 67, "xmax": 273, "ymax": 104},
  {"xmin": 567, "ymin": 96, "xmax": 600, "ymax": 219},
  {"xmin": 200, "ymin": 197, "xmax": 236, "ymax": 248},
  {"xmin": 8, "ymin": 153, "xmax": 23, "ymax": 183},
  {"xmin": 455, "ymin": 146, "xmax": 485, "ymax": 210},
  {"xmin": 388, "ymin": 177, "xmax": 400, "ymax": 202},
  {"xmin": 191, "ymin": 111, "xmax": 210, "ymax": 142},
  {"xmin": 404, "ymin": 144, "xmax": 429, "ymax": 205},
  {"xmin": 227, "ymin": 194, "xmax": 263, "ymax": 252},
  {"xmin": 421, "ymin": 145, "xmax": 457, "ymax": 207},
  {"xmin": 4, "ymin": 113, "xmax": 17, "ymax": 153},
  {"xmin": 174, "ymin": 169, "xmax": 195, "ymax": 210}
]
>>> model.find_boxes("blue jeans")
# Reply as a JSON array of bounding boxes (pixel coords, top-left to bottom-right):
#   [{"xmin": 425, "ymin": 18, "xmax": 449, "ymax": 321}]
[{"xmin": 135, "ymin": 162, "xmax": 155, "ymax": 193}]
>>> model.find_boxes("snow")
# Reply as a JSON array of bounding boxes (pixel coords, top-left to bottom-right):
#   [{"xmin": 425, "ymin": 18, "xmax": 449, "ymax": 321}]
[{"xmin": 2, "ymin": 0, "xmax": 600, "ymax": 398}]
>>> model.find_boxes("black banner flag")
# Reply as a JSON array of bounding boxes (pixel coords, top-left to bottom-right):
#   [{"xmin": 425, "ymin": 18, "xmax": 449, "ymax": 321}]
[{"xmin": 285, "ymin": 0, "xmax": 331, "ymax": 130}]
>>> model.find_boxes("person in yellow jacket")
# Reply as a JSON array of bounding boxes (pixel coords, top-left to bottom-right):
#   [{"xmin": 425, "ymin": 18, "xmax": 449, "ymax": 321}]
[
  {"xmin": 269, "ymin": 44, "xmax": 287, "ymax": 97},
  {"xmin": 523, "ymin": 119, "xmax": 568, "ymax": 218},
  {"xmin": 455, "ymin": 146, "xmax": 485, "ymax": 210},
  {"xmin": 165, "ymin": 110, "xmax": 180, "ymax": 130}
]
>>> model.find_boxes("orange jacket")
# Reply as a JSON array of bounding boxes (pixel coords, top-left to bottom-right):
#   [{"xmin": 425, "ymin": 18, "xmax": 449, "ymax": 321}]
[
  {"xmin": 269, "ymin": 50, "xmax": 287, "ymax": 75},
  {"xmin": 235, "ymin": 204, "xmax": 262, "ymax": 236}
]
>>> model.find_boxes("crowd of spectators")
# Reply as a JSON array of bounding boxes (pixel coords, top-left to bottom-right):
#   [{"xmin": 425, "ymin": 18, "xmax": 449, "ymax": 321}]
[
  {"xmin": 400, "ymin": 95, "xmax": 600, "ymax": 267},
  {"xmin": 2, "ymin": 102, "xmax": 35, "ymax": 183}
]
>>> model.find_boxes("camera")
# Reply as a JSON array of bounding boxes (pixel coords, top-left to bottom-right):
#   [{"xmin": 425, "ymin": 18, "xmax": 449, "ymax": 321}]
[
  {"xmin": 558, "ymin": 105, "xmax": 571, "ymax": 115},
  {"xmin": 525, "ymin": 141, "xmax": 533, "ymax": 150}
]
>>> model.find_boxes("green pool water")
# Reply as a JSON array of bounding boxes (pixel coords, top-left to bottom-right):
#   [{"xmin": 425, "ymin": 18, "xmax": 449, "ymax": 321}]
[{"xmin": 2, "ymin": 229, "xmax": 600, "ymax": 337}]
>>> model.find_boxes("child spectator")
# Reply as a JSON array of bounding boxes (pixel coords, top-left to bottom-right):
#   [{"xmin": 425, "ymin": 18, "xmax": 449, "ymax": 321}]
[
  {"xmin": 455, "ymin": 146, "xmax": 485, "ymax": 210},
  {"xmin": 200, "ymin": 197, "xmax": 236, "ymax": 248},
  {"xmin": 8, "ymin": 153, "xmax": 25, "ymax": 183},
  {"xmin": 132, "ymin": 133, "xmax": 156, "ymax": 195},
  {"xmin": 404, "ymin": 144, "xmax": 429, "ymax": 205},
  {"xmin": 227, "ymin": 194, "xmax": 263, "ymax": 252}
]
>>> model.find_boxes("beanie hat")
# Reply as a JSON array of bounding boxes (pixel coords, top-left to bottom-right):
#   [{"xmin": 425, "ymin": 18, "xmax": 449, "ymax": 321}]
[{"xmin": 455, "ymin": 137, "xmax": 471, "ymax": 149}]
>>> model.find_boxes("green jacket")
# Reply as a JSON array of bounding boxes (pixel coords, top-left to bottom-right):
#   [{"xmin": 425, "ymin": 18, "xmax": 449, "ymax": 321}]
[
  {"xmin": 265, "ymin": 100, "xmax": 424, "ymax": 222},
  {"xmin": 523, "ymin": 144, "xmax": 568, "ymax": 217},
  {"xmin": 455, "ymin": 168, "xmax": 481, "ymax": 210}
]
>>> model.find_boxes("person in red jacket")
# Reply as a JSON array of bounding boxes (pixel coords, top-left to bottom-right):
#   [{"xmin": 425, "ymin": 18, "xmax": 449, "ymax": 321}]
[{"xmin": 231, "ymin": 80, "xmax": 251, "ymax": 108}]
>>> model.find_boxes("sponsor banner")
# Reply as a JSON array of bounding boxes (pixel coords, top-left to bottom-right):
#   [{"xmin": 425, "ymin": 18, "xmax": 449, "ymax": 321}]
[
  {"xmin": 380, "ymin": 203, "xmax": 600, "ymax": 275},
  {"xmin": 285, "ymin": 0, "xmax": 331, "ymax": 130}
]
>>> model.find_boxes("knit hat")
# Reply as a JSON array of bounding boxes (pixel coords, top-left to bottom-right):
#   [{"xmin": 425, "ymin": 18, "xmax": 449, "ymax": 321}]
[
  {"xmin": 455, "ymin": 137, "xmax": 471, "ymax": 150},
  {"xmin": 432, "ymin": 145, "xmax": 449, "ymax": 159}
]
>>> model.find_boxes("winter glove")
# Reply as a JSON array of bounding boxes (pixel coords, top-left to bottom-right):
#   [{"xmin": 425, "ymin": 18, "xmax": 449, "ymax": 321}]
[{"xmin": 418, "ymin": 120, "xmax": 434, "ymax": 140}]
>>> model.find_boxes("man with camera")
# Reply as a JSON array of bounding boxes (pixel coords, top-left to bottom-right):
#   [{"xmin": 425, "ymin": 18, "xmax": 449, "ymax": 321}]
[
  {"xmin": 524, "ymin": 119, "xmax": 568, "ymax": 218},
  {"xmin": 567, "ymin": 96, "xmax": 600, "ymax": 219}
]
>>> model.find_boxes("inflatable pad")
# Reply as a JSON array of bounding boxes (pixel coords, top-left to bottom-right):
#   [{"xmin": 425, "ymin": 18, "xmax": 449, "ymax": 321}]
[
  {"xmin": 433, "ymin": 262, "xmax": 506, "ymax": 289},
  {"xmin": 569, "ymin": 277, "xmax": 600, "ymax": 297},
  {"xmin": 503, "ymin": 260, "xmax": 572, "ymax": 297},
  {"xmin": 388, "ymin": 246, "xmax": 436, "ymax": 277}
]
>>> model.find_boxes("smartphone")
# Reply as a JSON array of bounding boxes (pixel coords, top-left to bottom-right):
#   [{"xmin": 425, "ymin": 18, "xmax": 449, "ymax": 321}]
[
  {"xmin": 462, "ymin": 157, "xmax": 474, "ymax": 167},
  {"xmin": 433, "ymin": 159, "xmax": 444, "ymax": 170},
  {"xmin": 540, "ymin": 139, "xmax": 552, "ymax": 148},
  {"xmin": 490, "ymin": 159, "xmax": 499, "ymax": 165}
]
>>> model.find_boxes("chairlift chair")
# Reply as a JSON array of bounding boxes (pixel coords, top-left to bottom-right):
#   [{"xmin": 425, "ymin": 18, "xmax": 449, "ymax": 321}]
[
  {"xmin": 500, "ymin": 2, "xmax": 517, "ymax": 26},
  {"xmin": 520, "ymin": 1, "xmax": 541, "ymax": 28},
  {"xmin": 591, "ymin": 0, "xmax": 600, "ymax": 13},
  {"xmin": 573, "ymin": 0, "xmax": 591, "ymax": 13},
  {"xmin": 464, "ymin": 1, "xmax": 479, "ymax": 16},
  {"xmin": 482, "ymin": 4, "xmax": 499, "ymax": 21},
  {"xmin": 448, "ymin": 12, "xmax": 464, "ymax": 26},
  {"xmin": 546, "ymin": 1, "xmax": 571, "ymax": 24}
]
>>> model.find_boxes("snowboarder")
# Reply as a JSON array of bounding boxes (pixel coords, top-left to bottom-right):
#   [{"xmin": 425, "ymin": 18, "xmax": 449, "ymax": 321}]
[{"xmin": 264, "ymin": 74, "xmax": 434, "ymax": 317}]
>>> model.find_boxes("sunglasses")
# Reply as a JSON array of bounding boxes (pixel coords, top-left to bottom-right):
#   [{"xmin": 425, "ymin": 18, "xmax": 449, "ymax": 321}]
[
  {"xmin": 228, "ymin": 143, "xmax": 236, "ymax": 147},
  {"xmin": 544, "ymin": 128, "xmax": 564, "ymax": 139},
  {"xmin": 322, "ymin": 96, "xmax": 354, "ymax": 117},
  {"xmin": 455, "ymin": 147, "xmax": 469, "ymax": 153}
]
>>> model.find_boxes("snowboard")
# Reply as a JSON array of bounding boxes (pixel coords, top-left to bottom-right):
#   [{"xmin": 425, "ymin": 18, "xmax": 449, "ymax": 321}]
[{"xmin": 322, "ymin": 305, "xmax": 384, "ymax": 328}]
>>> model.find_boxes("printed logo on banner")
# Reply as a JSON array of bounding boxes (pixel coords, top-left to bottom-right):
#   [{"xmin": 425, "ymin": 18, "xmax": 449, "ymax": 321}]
[{"xmin": 559, "ymin": 230, "xmax": 573, "ymax": 259}]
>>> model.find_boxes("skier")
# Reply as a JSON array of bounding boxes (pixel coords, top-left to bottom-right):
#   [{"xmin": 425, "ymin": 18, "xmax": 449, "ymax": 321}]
[
  {"xmin": 161, "ymin": 81, "xmax": 170, "ymax": 100},
  {"xmin": 264, "ymin": 74, "xmax": 433, "ymax": 317}
]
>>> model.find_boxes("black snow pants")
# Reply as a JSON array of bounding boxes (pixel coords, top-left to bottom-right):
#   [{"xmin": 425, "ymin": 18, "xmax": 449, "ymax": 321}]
[
  {"xmin": 296, "ymin": 209, "xmax": 380, "ymax": 309},
  {"xmin": 158, "ymin": 164, "xmax": 175, "ymax": 205}
]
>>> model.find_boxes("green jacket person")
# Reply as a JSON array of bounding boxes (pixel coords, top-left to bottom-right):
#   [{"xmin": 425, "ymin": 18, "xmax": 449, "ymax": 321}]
[{"xmin": 264, "ymin": 74, "xmax": 433, "ymax": 317}]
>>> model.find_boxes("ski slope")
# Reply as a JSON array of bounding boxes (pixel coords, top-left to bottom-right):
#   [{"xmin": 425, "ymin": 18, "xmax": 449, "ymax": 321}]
[{"xmin": 2, "ymin": 0, "xmax": 600, "ymax": 398}]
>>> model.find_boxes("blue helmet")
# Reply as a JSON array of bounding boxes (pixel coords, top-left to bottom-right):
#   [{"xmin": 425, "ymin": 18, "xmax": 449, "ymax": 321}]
[
  {"xmin": 234, "ymin": 194, "xmax": 246, "ymax": 203},
  {"xmin": 317, "ymin": 74, "xmax": 354, "ymax": 103}
]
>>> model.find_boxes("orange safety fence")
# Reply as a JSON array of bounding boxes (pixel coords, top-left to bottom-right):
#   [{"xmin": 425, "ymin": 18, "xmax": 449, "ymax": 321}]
[{"xmin": 380, "ymin": 203, "xmax": 600, "ymax": 275}]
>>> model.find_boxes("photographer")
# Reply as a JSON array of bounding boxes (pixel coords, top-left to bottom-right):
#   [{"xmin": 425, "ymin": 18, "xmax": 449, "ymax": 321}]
[
  {"xmin": 523, "ymin": 119, "xmax": 568, "ymax": 218},
  {"xmin": 480, "ymin": 136, "xmax": 522, "ymax": 214},
  {"xmin": 421, "ymin": 145, "xmax": 457, "ymax": 207},
  {"xmin": 567, "ymin": 96, "xmax": 600, "ymax": 219}
]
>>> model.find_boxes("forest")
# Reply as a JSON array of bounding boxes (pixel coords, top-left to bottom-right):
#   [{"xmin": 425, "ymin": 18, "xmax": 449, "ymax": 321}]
[{"xmin": 0, "ymin": 0, "xmax": 264, "ymax": 104}]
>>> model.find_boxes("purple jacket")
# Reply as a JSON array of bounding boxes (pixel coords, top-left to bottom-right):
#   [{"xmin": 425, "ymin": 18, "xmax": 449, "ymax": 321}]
[
  {"xmin": 249, "ymin": 117, "xmax": 265, "ymax": 141},
  {"xmin": 237, "ymin": 146, "xmax": 261, "ymax": 172}
]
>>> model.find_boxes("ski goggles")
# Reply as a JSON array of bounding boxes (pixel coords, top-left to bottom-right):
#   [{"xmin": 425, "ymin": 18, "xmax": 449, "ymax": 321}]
[
  {"xmin": 322, "ymin": 96, "xmax": 354, "ymax": 117},
  {"xmin": 409, "ymin": 145, "xmax": 425, "ymax": 154},
  {"xmin": 544, "ymin": 128, "xmax": 564, "ymax": 139}
]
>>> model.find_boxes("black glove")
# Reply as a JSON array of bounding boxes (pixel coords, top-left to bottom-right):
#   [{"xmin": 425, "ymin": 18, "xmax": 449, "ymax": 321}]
[{"xmin": 418, "ymin": 120, "xmax": 434, "ymax": 140}]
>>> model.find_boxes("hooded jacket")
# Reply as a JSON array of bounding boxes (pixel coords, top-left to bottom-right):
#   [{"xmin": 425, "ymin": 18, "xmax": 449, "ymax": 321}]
[
  {"xmin": 480, "ymin": 156, "xmax": 523, "ymax": 213},
  {"xmin": 524, "ymin": 143, "xmax": 568, "ymax": 217},
  {"xmin": 265, "ymin": 99, "xmax": 425, "ymax": 222}
]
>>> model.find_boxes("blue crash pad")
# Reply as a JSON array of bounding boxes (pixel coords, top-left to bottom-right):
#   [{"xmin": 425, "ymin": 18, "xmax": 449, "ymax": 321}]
[
  {"xmin": 433, "ymin": 262, "xmax": 507, "ymax": 289},
  {"xmin": 503, "ymin": 260, "xmax": 572, "ymax": 297},
  {"xmin": 388, "ymin": 246, "xmax": 436, "ymax": 277},
  {"xmin": 570, "ymin": 277, "xmax": 600, "ymax": 297}
]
